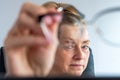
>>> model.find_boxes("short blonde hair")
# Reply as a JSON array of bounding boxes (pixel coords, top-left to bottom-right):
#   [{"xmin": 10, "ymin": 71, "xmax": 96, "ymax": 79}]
[{"xmin": 42, "ymin": 1, "xmax": 86, "ymax": 37}]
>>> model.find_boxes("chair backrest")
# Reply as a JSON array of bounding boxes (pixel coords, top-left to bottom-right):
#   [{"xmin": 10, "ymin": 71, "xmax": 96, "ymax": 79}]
[
  {"xmin": 81, "ymin": 47, "xmax": 95, "ymax": 77},
  {"xmin": 0, "ymin": 47, "xmax": 95, "ymax": 77},
  {"xmin": 0, "ymin": 47, "xmax": 6, "ymax": 75}
]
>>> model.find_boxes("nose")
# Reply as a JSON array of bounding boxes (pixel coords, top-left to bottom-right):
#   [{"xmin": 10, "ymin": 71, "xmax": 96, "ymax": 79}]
[{"xmin": 72, "ymin": 46, "xmax": 85, "ymax": 60}]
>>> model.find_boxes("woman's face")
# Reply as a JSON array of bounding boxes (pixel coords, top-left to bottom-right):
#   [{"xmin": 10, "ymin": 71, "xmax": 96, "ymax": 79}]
[{"xmin": 54, "ymin": 24, "xmax": 90, "ymax": 76}]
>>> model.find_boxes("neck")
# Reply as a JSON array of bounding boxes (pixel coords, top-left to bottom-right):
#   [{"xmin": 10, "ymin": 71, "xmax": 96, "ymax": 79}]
[
  {"xmin": 48, "ymin": 65, "xmax": 71, "ymax": 77},
  {"xmin": 48, "ymin": 65, "xmax": 62, "ymax": 77}
]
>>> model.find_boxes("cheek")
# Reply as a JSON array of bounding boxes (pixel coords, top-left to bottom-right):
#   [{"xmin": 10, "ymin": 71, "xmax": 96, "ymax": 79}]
[
  {"xmin": 55, "ymin": 48, "xmax": 72, "ymax": 69},
  {"xmin": 86, "ymin": 50, "xmax": 90, "ymax": 59},
  {"xmin": 84, "ymin": 51, "xmax": 90, "ymax": 68},
  {"xmin": 87, "ymin": 50, "xmax": 90, "ymax": 60}
]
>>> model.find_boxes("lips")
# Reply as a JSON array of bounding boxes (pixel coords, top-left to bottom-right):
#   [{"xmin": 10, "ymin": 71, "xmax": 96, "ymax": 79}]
[
  {"xmin": 69, "ymin": 64, "xmax": 84, "ymax": 70},
  {"xmin": 70, "ymin": 64, "xmax": 83, "ymax": 66}
]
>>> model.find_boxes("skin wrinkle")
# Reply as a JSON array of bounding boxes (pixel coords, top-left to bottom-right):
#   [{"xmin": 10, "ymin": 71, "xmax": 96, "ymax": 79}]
[
  {"xmin": 3, "ymin": 1, "xmax": 91, "ymax": 77},
  {"xmin": 42, "ymin": 2, "xmax": 90, "ymax": 77},
  {"xmin": 49, "ymin": 23, "xmax": 90, "ymax": 77}
]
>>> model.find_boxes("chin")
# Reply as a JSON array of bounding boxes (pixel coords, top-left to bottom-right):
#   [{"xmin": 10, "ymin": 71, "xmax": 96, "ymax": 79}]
[{"xmin": 68, "ymin": 71, "xmax": 83, "ymax": 77}]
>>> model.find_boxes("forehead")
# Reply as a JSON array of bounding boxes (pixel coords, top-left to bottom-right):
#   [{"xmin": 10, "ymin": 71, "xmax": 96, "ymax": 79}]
[{"xmin": 59, "ymin": 24, "xmax": 89, "ymax": 41}]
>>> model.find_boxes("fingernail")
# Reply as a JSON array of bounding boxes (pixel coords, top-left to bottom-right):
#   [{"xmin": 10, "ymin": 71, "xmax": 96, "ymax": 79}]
[
  {"xmin": 53, "ymin": 14, "xmax": 62, "ymax": 23},
  {"xmin": 42, "ymin": 15, "xmax": 52, "ymax": 25}
]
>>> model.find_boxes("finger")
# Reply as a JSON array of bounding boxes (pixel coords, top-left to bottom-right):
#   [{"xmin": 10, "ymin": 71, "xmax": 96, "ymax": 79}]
[
  {"xmin": 21, "ymin": 2, "xmax": 47, "ymax": 19},
  {"xmin": 51, "ymin": 14, "xmax": 62, "ymax": 37},
  {"xmin": 7, "ymin": 25, "xmax": 21, "ymax": 37},
  {"xmin": 43, "ymin": 14, "xmax": 62, "ymax": 33},
  {"xmin": 39, "ymin": 16, "xmax": 61, "ymax": 44},
  {"xmin": 4, "ymin": 36, "xmax": 48, "ymax": 48},
  {"xmin": 18, "ymin": 2, "xmax": 61, "ymax": 35},
  {"xmin": 39, "ymin": 13, "xmax": 62, "ymax": 43},
  {"xmin": 38, "ymin": 6, "xmax": 60, "ymax": 22},
  {"xmin": 48, "ymin": 14, "xmax": 62, "ymax": 44},
  {"xmin": 17, "ymin": 12, "xmax": 43, "ymax": 35},
  {"xmin": 43, "ymin": 3, "xmax": 58, "ymax": 13},
  {"xmin": 50, "ymin": 18, "xmax": 61, "ymax": 38}
]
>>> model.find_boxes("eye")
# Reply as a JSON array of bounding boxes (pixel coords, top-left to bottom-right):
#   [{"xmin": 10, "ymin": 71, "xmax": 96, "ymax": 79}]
[
  {"xmin": 81, "ymin": 45, "xmax": 89, "ymax": 51},
  {"xmin": 64, "ymin": 40, "xmax": 76, "ymax": 49}
]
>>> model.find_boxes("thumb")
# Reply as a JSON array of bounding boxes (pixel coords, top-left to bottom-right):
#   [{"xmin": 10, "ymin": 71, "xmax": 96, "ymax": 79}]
[
  {"xmin": 41, "ymin": 14, "xmax": 62, "ymax": 43},
  {"xmin": 50, "ymin": 13, "xmax": 62, "ymax": 36}
]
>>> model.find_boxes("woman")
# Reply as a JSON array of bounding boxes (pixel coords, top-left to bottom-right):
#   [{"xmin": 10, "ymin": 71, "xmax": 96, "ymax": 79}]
[
  {"xmin": 2, "ymin": 1, "xmax": 94, "ymax": 77},
  {"xmin": 43, "ymin": 2, "xmax": 94, "ymax": 77}
]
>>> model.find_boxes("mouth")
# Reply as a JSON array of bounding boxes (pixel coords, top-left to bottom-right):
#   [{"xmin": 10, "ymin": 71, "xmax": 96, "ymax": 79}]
[{"xmin": 69, "ymin": 64, "xmax": 84, "ymax": 70}]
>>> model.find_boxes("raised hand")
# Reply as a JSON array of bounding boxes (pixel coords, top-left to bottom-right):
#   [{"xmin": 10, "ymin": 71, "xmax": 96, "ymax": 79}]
[{"xmin": 3, "ymin": 2, "xmax": 62, "ymax": 77}]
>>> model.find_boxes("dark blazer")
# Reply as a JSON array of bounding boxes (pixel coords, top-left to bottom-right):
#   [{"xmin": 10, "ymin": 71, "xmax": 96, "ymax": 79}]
[{"xmin": 0, "ymin": 47, "xmax": 95, "ymax": 77}]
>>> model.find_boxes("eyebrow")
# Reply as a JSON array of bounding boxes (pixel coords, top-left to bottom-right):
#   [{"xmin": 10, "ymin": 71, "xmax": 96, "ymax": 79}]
[
  {"xmin": 62, "ymin": 37, "xmax": 74, "ymax": 41},
  {"xmin": 82, "ymin": 40, "xmax": 90, "ymax": 44},
  {"xmin": 63, "ymin": 37, "xmax": 90, "ymax": 44}
]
